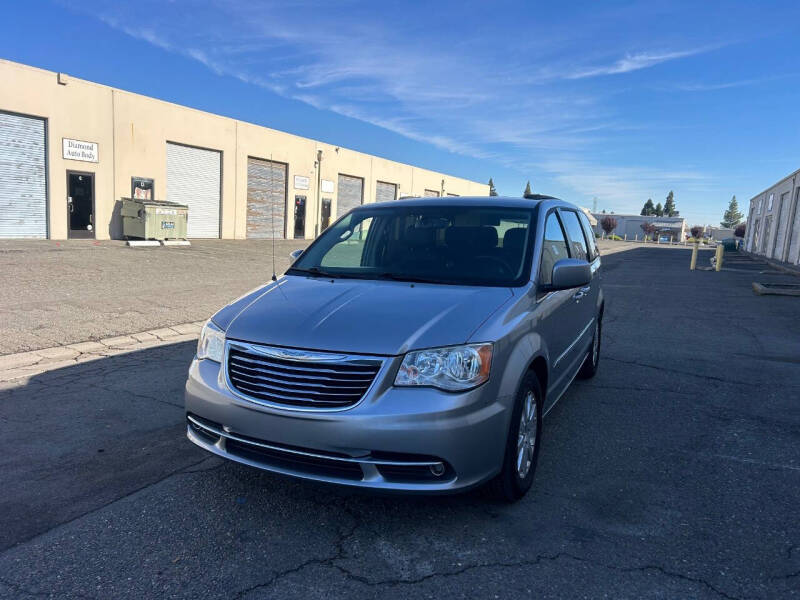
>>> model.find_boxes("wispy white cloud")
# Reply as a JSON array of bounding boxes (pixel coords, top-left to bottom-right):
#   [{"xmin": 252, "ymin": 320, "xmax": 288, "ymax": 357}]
[
  {"xmin": 565, "ymin": 48, "xmax": 710, "ymax": 79},
  {"xmin": 72, "ymin": 0, "xmax": 727, "ymax": 217}
]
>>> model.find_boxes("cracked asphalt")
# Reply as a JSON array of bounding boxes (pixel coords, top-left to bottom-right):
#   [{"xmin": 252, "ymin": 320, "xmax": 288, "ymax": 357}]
[{"xmin": 1, "ymin": 246, "xmax": 799, "ymax": 599}]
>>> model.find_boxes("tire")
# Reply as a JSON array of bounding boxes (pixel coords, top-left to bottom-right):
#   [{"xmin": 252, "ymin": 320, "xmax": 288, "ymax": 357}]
[
  {"xmin": 485, "ymin": 372, "xmax": 543, "ymax": 502},
  {"xmin": 577, "ymin": 316, "xmax": 601, "ymax": 380}
]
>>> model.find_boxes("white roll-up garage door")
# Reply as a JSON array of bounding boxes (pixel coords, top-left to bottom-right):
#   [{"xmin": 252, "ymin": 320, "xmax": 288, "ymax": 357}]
[
  {"xmin": 166, "ymin": 142, "xmax": 221, "ymax": 238},
  {"xmin": 337, "ymin": 174, "xmax": 363, "ymax": 216},
  {"xmin": 375, "ymin": 181, "xmax": 397, "ymax": 203},
  {"xmin": 247, "ymin": 157, "xmax": 287, "ymax": 238},
  {"xmin": 0, "ymin": 112, "xmax": 47, "ymax": 238}
]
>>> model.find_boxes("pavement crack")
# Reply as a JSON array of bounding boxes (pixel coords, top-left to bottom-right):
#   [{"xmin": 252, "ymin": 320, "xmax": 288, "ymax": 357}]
[
  {"xmin": 234, "ymin": 547, "xmax": 745, "ymax": 600},
  {"xmin": 234, "ymin": 496, "xmax": 363, "ymax": 599},
  {"xmin": 604, "ymin": 355, "xmax": 759, "ymax": 387}
]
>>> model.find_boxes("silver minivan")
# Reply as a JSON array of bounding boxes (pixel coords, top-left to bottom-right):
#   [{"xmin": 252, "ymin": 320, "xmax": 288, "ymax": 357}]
[{"xmin": 185, "ymin": 196, "xmax": 603, "ymax": 500}]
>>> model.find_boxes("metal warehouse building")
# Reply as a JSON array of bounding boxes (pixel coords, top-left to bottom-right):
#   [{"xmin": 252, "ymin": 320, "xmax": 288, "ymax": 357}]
[
  {"xmin": 0, "ymin": 59, "xmax": 487, "ymax": 240},
  {"xmin": 745, "ymin": 168, "xmax": 800, "ymax": 266},
  {"xmin": 590, "ymin": 213, "xmax": 686, "ymax": 241}
]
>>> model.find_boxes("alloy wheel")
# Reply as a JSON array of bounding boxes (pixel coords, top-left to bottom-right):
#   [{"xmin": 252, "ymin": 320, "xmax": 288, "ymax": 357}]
[{"xmin": 516, "ymin": 390, "xmax": 538, "ymax": 479}]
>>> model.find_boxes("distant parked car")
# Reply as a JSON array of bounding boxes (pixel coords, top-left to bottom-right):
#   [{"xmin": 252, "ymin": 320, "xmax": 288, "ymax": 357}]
[
  {"xmin": 185, "ymin": 196, "xmax": 604, "ymax": 501},
  {"xmin": 659, "ymin": 236, "xmax": 671, "ymax": 243}
]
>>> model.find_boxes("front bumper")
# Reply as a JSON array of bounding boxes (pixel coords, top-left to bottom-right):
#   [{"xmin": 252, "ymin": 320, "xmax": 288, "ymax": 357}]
[{"xmin": 184, "ymin": 355, "xmax": 511, "ymax": 492}]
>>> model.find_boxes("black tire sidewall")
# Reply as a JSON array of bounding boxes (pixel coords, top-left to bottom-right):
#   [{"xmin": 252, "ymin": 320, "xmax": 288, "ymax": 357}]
[{"xmin": 499, "ymin": 372, "xmax": 543, "ymax": 500}]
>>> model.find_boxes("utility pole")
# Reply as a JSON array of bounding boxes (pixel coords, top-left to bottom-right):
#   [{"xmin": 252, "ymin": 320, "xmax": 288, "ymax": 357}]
[{"xmin": 314, "ymin": 149, "xmax": 322, "ymax": 237}]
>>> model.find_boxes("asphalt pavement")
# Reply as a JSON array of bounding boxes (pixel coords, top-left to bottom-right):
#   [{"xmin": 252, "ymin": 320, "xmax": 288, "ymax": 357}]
[
  {"xmin": 0, "ymin": 239, "xmax": 308, "ymax": 355},
  {"xmin": 1, "ymin": 246, "xmax": 799, "ymax": 599}
]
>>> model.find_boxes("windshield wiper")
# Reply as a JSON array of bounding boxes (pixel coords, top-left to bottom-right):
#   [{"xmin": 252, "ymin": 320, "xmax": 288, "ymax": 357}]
[
  {"xmin": 286, "ymin": 266, "xmax": 339, "ymax": 278},
  {"xmin": 376, "ymin": 272, "xmax": 444, "ymax": 284}
]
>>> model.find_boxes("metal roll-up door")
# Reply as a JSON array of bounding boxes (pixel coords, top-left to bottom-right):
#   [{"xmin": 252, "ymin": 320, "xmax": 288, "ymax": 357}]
[
  {"xmin": 337, "ymin": 174, "xmax": 363, "ymax": 216},
  {"xmin": 788, "ymin": 189, "xmax": 800, "ymax": 264},
  {"xmin": 247, "ymin": 157, "xmax": 287, "ymax": 238},
  {"xmin": 772, "ymin": 192, "xmax": 789, "ymax": 259},
  {"xmin": 0, "ymin": 112, "xmax": 47, "ymax": 238},
  {"xmin": 166, "ymin": 142, "xmax": 221, "ymax": 238},
  {"xmin": 375, "ymin": 181, "xmax": 397, "ymax": 203},
  {"xmin": 424, "ymin": 189, "xmax": 440, "ymax": 197}
]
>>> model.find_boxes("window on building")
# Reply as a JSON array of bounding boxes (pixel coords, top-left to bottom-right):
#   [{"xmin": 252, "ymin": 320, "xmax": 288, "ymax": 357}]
[
  {"xmin": 540, "ymin": 212, "xmax": 569, "ymax": 285},
  {"xmin": 131, "ymin": 177, "xmax": 155, "ymax": 200},
  {"xmin": 768, "ymin": 193, "xmax": 774, "ymax": 211}
]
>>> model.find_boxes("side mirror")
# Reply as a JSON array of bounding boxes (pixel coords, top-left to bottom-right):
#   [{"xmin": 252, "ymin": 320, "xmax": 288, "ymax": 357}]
[
  {"xmin": 549, "ymin": 258, "xmax": 591, "ymax": 290},
  {"xmin": 289, "ymin": 249, "xmax": 303, "ymax": 262}
]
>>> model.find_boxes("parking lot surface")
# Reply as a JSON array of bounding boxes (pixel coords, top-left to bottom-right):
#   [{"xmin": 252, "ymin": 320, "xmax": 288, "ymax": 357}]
[
  {"xmin": 1, "ymin": 246, "xmax": 799, "ymax": 599},
  {"xmin": 0, "ymin": 239, "xmax": 307, "ymax": 355}
]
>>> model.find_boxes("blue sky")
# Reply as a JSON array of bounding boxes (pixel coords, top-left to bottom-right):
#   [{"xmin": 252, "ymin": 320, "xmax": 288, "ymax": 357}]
[{"xmin": 2, "ymin": 0, "xmax": 799, "ymax": 225}]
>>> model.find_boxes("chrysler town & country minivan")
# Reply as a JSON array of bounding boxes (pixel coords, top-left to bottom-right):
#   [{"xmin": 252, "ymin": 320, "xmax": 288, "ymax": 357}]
[{"xmin": 185, "ymin": 196, "xmax": 603, "ymax": 500}]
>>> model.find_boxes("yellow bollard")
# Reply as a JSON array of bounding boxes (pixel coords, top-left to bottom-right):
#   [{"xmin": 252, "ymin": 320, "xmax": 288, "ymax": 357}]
[
  {"xmin": 690, "ymin": 242, "xmax": 699, "ymax": 270},
  {"xmin": 715, "ymin": 244, "xmax": 724, "ymax": 271}
]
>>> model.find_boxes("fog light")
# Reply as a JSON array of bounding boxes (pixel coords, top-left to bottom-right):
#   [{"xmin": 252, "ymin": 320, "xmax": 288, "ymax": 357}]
[{"xmin": 429, "ymin": 463, "xmax": 445, "ymax": 477}]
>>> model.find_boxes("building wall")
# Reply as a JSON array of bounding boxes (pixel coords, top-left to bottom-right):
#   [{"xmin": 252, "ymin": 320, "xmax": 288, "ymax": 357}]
[
  {"xmin": 745, "ymin": 168, "xmax": 800, "ymax": 264},
  {"xmin": 0, "ymin": 59, "xmax": 487, "ymax": 240},
  {"xmin": 591, "ymin": 214, "xmax": 686, "ymax": 240}
]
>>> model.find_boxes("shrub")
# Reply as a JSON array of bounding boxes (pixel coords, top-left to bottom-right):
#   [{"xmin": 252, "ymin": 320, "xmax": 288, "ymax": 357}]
[
  {"xmin": 600, "ymin": 216, "xmax": 618, "ymax": 235},
  {"xmin": 734, "ymin": 223, "xmax": 746, "ymax": 238}
]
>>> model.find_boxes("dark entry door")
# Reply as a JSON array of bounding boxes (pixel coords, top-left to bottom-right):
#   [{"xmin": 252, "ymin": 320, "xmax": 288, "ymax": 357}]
[
  {"xmin": 67, "ymin": 171, "xmax": 95, "ymax": 239},
  {"xmin": 294, "ymin": 195, "xmax": 306, "ymax": 239}
]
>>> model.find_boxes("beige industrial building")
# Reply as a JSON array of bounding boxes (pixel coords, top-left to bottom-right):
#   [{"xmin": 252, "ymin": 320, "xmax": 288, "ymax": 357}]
[
  {"xmin": 744, "ymin": 168, "xmax": 800, "ymax": 265},
  {"xmin": 0, "ymin": 59, "xmax": 487, "ymax": 240}
]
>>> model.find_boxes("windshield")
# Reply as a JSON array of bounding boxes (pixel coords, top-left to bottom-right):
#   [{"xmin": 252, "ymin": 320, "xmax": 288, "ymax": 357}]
[{"xmin": 288, "ymin": 205, "xmax": 535, "ymax": 286}]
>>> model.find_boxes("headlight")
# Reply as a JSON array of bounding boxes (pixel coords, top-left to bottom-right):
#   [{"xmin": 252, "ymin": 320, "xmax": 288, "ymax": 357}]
[
  {"xmin": 197, "ymin": 320, "xmax": 225, "ymax": 362},
  {"xmin": 395, "ymin": 343, "xmax": 492, "ymax": 391}
]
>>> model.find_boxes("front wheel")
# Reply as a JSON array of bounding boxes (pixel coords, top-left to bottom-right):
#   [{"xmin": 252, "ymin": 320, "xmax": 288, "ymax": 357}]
[{"xmin": 485, "ymin": 372, "xmax": 543, "ymax": 502}]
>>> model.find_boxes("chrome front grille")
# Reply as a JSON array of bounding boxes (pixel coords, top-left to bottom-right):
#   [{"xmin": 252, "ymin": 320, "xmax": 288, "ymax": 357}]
[{"xmin": 225, "ymin": 341, "xmax": 383, "ymax": 410}]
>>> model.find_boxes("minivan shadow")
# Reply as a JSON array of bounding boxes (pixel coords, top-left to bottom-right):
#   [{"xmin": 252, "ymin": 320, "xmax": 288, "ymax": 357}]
[{"xmin": 0, "ymin": 339, "xmax": 506, "ymax": 551}]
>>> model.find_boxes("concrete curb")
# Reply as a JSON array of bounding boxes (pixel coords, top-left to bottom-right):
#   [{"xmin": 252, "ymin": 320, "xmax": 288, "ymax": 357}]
[{"xmin": 0, "ymin": 321, "xmax": 205, "ymax": 383}]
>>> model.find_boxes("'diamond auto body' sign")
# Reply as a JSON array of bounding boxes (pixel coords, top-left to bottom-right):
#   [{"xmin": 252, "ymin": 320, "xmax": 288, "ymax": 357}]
[{"xmin": 62, "ymin": 138, "xmax": 99, "ymax": 163}]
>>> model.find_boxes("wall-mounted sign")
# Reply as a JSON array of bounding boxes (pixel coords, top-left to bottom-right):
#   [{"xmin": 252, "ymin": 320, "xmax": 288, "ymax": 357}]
[
  {"xmin": 294, "ymin": 175, "xmax": 310, "ymax": 190},
  {"xmin": 131, "ymin": 177, "xmax": 155, "ymax": 200},
  {"xmin": 62, "ymin": 138, "xmax": 99, "ymax": 163},
  {"xmin": 320, "ymin": 179, "xmax": 335, "ymax": 193}
]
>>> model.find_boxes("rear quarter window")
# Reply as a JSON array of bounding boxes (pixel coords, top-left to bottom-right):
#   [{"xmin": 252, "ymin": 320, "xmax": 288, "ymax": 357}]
[
  {"xmin": 578, "ymin": 211, "xmax": 599, "ymax": 260},
  {"xmin": 559, "ymin": 210, "xmax": 589, "ymax": 261}
]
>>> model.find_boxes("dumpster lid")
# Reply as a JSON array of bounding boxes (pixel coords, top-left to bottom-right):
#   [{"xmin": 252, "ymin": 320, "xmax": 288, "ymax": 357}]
[{"xmin": 121, "ymin": 198, "xmax": 188, "ymax": 209}]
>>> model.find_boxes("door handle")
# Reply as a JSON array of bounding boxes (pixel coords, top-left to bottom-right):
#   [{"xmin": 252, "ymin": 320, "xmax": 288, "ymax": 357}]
[{"xmin": 573, "ymin": 286, "xmax": 591, "ymax": 300}]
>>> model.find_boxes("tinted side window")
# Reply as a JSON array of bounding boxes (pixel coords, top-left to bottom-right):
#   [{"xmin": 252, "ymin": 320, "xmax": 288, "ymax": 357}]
[
  {"xmin": 578, "ymin": 211, "xmax": 599, "ymax": 260},
  {"xmin": 559, "ymin": 210, "xmax": 588, "ymax": 261},
  {"xmin": 540, "ymin": 212, "xmax": 569, "ymax": 285}
]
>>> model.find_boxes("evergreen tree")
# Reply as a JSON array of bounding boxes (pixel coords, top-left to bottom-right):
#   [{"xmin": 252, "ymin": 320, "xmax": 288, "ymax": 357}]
[
  {"xmin": 641, "ymin": 199, "xmax": 655, "ymax": 216},
  {"xmin": 654, "ymin": 202, "xmax": 664, "ymax": 217},
  {"xmin": 488, "ymin": 178, "xmax": 498, "ymax": 197},
  {"xmin": 523, "ymin": 181, "xmax": 532, "ymax": 197},
  {"xmin": 721, "ymin": 195, "xmax": 744, "ymax": 228},
  {"xmin": 663, "ymin": 191, "xmax": 678, "ymax": 216}
]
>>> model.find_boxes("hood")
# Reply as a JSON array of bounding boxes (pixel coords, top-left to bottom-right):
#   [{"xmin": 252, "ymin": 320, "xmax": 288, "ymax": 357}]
[{"xmin": 216, "ymin": 275, "xmax": 513, "ymax": 355}]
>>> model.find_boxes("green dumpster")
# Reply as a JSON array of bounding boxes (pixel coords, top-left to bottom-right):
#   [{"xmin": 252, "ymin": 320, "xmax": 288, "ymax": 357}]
[
  {"xmin": 122, "ymin": 198, "xmax": 188, "ymax": 240},
  {"xmin": 721, "ymin": 237, "xmax": 738, "ymax": 251}
]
